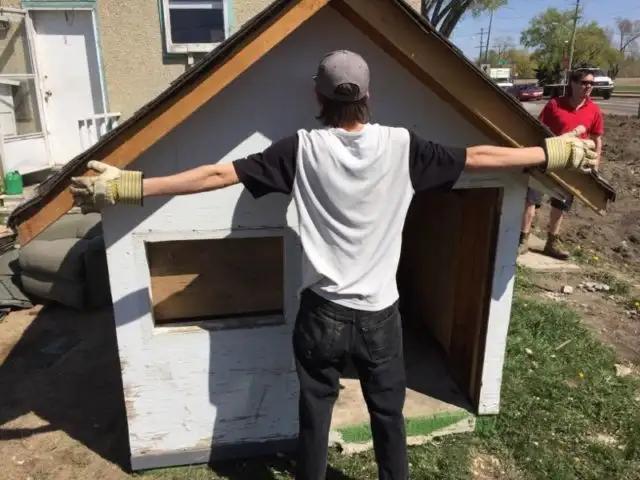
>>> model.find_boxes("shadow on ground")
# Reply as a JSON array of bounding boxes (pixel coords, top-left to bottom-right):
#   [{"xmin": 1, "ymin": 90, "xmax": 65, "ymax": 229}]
[{"xmin": 0, "ymin": 304, "xmax": 131, "ymax": 470}]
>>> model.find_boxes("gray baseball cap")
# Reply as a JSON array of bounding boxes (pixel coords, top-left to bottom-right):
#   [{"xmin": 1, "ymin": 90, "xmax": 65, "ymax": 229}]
[{"xmin": 314, "ymin": 50, "xmax": 370, "ymax": 102}]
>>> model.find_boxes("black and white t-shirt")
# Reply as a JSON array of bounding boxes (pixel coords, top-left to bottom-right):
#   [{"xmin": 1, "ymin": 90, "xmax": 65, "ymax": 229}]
[{"xmin": 234, "ymin": 124, "xmax": 466, "ymax": 311}]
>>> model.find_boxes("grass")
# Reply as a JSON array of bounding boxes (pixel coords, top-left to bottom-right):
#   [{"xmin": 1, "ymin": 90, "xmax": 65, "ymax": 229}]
[
  {"xmin": 587, "ymin": 271, "xmax": 632, "ymax": 296},
  {"xmin": 616, "ymin": 85, "xmax": 640, "ymax": 93},
  {"xmin": 571, "ymin": 246, "xmax": 603, "ymax": 266},
  {"xmin": 339, "ymin": 411, "xmax": 470, "ymax": 444},
  {"xmin": 476, "ymin": 298, "xmax": 640, "ymax": 480},
  {"xmin": 625, "ymin": 297, "xmax": 640, "ymax": 312},
  {"xmin": 139, "ymin": 281, "xmax": 640, "ymax": 480}
]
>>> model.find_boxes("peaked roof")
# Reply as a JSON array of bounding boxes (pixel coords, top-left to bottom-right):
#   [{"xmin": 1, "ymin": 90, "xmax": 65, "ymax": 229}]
[{"xmin": 9, "ymin": 0, "xmax": 615, "ymax": 244}]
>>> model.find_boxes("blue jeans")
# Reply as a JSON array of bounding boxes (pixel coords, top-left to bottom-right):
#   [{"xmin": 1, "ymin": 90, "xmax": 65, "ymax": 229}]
[{"xmin": 293, "ymin": 289, "xmax": 408, "ymax": 480}]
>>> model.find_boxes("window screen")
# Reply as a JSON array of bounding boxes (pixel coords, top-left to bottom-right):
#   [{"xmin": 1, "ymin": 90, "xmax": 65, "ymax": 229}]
[{"xmin": 167, "ymin": 0, "xmax": 225, "ymax": 45}]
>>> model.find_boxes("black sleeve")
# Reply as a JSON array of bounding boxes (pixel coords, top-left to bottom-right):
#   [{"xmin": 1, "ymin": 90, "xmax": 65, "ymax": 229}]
[
  {"xmin": 408, "ymin": 130, "xmax": 467, "ymax": 192},
  {"xmin": 232, "ymin": 135, "xmax": 298, "ymax": 198}
]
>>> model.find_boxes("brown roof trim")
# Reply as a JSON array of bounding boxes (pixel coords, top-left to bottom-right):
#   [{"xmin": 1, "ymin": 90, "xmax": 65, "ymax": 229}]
[
  {"xmin": 10, "ymin": 0, "xmax": 329, "ymax": 243},
  {"xmin": 9, "ymin": 0, "xmax": 615, "ymax": 244},
  {"xmin": 337, "ymin": 0, "xmax": 615, "ymax": 211}
]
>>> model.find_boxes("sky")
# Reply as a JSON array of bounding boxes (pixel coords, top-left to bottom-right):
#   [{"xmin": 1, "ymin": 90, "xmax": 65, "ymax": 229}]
[{"xmin": 450, "ymin": 0, "xmax": 640, "ymax": 61}]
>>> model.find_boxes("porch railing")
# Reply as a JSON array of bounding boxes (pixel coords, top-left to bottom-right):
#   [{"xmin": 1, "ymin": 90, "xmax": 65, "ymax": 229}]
[{"xmin": 78, "ymin": 112, "xmax": 121, "ymax": 151}]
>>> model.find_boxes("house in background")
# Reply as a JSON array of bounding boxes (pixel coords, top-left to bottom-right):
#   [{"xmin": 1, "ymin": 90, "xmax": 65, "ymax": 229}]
[{"xmin": 0, "ymin": 0, "xmax": 422, "ymax": 176}]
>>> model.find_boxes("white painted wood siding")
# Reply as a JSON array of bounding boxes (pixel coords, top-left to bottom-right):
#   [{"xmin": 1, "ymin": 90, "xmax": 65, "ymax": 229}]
[{"xmin": 102, "ymin": 6, "xmax": 514, "ymax": 467}]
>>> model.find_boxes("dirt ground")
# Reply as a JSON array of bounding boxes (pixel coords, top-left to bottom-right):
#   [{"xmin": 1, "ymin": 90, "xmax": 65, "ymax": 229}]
[
  {"xmin": 527, "ymin": 115, "xmax": 640, "ymax": 365},
  {"xmin": 0, "ymin": 115, "xmax": 638, "ymax": 480},
  {"xmin": 0, "ymin": 306, "xmax": 131, "ymax": 480},
  {"xmin": 560, "ymin": 115, "xmax": 640, "ymax": 277}
]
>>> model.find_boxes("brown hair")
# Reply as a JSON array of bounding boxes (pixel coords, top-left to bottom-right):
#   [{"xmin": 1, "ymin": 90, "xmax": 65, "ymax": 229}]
[
  {"xmin": 316, "ymin": 84, "xmax": 370, "ymax": 127},
  {"xmin": 566, "ymin": 70, "xmax": 594, "ymax": 96}
]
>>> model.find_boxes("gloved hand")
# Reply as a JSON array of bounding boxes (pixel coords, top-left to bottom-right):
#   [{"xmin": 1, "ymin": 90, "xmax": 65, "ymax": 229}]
[
  {"xmin": 70, "ymin": 161, "xmax": 143, "ymax": 213},
  {"xmin": 544, "ymin": 126, "xmax": 598, "ymax": 171}
]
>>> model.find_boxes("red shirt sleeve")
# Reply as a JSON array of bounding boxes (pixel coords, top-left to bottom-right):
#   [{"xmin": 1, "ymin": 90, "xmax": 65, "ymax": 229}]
[
  {"xmin": 591, "ymin": 108, "xmax": 604, "ymax": 136},
  {"xmin": 539, "ymin": 99, "xmax": 555, "ymax": 126}
]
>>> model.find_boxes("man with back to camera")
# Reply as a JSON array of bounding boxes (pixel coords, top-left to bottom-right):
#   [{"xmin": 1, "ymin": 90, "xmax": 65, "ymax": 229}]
[
  {"xmin": 518, "ymin": 69, "xmax": 604, "ymax": 259},
  {"xmin": 70, "ymin": 51, "xmax": 597, "ymax": 480}
]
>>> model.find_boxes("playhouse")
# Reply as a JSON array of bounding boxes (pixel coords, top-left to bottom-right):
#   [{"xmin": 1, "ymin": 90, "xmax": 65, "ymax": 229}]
[{"xmin": 10, "ymin": 0, "xmax": 614, "ymax": 470}]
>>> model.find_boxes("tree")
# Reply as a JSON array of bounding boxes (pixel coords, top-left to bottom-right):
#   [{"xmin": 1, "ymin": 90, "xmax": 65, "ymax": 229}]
[
  {"xmin": 492, "ymin": 36, "xmax": 515, "ymax": 60},
  {"xmin": 421, "ymin": 0, "xmax": 507, "ymax": 38},
  {"xmin": 482, "ymin": 46, "xmax": 537, "ymax": 78},
  {"xmin": 616, "ymin": 18, "xmax": 640, "ymax": 54},
  {"xmin": 520, "ymin": 8, "xmax": 573, "ymax": 83},
  {"xmin": 508, "ymin": 49, "xmax": 537, "ymax": 78},
  {"xmin": 572, "ymin": 22, "xmax": 621, "ymax": 69},
  {"xmin": 521, "ymin": 8, "xmax": 620, "ymax": 83},
  {"xmin": 610, "ymin": 18, "xmax": 640, "ymax": 78}
]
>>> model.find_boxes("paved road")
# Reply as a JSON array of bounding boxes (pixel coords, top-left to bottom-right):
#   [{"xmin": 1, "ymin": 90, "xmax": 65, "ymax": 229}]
[{"xmin": 521, "ymin": 96, "xmax": 640, "ymax": 117}]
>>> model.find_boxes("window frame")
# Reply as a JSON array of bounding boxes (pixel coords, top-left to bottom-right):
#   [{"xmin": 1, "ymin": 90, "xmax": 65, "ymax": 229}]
[
  {"xmin": 131, "ymin": 227, "xmax": 294, "ymax": 334},
  {"xmin": 0, "ymin": 8, "xmax": 46, "ymax": 140},
  {"xmin": 161, "ymin": 0, "xmax": 230, "ymax": 54}
]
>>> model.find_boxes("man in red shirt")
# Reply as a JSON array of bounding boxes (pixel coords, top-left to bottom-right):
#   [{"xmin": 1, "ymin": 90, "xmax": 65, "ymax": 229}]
[{"xmin": 519, "ymin": 70, "xmax": 604, "ymax": 259}]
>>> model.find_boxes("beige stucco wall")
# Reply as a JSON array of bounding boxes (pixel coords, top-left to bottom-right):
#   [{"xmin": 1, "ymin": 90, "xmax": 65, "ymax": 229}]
[
  {"xmin": 96, "ymin": 0, "xmax": 424, "ymax": 120},
  {"xmin": 97, "ymin": 0, "xmax": 278, "ymax": 120},
  {"xmin": 234, "ymin": 0, "xmax": 422, "ymax": 29},
  {"xmin": 232, "ymin": 0, "xmax": 275, "ymax": 28},
  {"xmin": 97, "ymin": 0, "xmax": 189, "ymax": 120}
]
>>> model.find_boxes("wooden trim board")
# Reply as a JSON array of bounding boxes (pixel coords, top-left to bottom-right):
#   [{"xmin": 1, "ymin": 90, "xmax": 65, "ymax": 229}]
[
  {"xmin": 131, "ymin": 438, "xmax": 297, "ymax": 471},
  {"xmin": 16, "ymin": 0, "xmax": 329, "ymax": 244},
  {"xmin": 332, "ymin": 0, "xmax": 610, "ymax": 214},
  {"xmin": 14, "ymin": 0, "xmax": 613, "ymax": 245}
]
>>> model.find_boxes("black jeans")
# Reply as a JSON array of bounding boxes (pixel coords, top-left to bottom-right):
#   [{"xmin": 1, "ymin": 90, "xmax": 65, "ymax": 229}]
[{"xmin": 293, "ymin": 289, "xmax": 408, "ymax": 480}]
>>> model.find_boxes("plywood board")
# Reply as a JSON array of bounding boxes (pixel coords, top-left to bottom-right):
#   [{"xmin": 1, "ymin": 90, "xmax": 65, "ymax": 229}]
[
  {"xmin": 147, "ymin": 237, "xmax": 284, "ymax": 323},
  {"xmin": 448, "ymin": 188, "xmax": 500, "ymax": 403},
  {"xmin": 398, "ymin": 188, "xmax": 500, "ymax": 405}
]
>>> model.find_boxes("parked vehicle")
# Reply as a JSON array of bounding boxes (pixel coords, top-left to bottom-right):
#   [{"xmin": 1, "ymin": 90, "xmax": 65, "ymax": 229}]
[
  {"xmin": 508, "ymin": 83, "xmax": 544, "ymax": 101},
  {"xmin": 489, "ymin": 67, "xmax": 513, "ymax": 89},
  {"xmin": 542, "ymin": 67, "xmax": 614, "ymax": 99}
]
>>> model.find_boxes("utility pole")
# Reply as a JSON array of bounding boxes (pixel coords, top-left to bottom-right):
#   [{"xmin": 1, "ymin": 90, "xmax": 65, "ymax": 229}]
[
  {"xmin": 568, "ymin": 0, "xmax": 580, "ymax": 72},
  {"xmin": 485, "ymin": 9, "xmax": 494, "ymax": 63},
  {"xmin": 564, "ymin": 0, "xmax": 580, "ymax": 95},
  {"xmin": 477, "ymin": 28, "xmax": 485, "ymax": 63}
]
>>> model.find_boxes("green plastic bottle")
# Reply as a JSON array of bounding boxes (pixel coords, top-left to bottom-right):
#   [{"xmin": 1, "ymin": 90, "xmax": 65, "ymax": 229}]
[{"xmin": 4, "ymin": 171, "xmax": 23, "ymax": 195}]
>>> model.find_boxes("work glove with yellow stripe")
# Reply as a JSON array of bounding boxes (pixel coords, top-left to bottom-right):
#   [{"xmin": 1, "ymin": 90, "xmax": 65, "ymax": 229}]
[
  {"xmin": 544, "ymin": 126, "xmax": 598, "ymax": 172},
  {"xmin": 70, "ymin": 161, "xmax": 143, "ymax": 213}
]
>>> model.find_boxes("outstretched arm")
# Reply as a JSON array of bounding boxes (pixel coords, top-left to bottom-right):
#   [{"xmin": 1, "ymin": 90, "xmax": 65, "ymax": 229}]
[
  {"xmin": 70, "ymin": 135, "xmax": 297, "ymax": 213},
  {"xmin": 143, "ymin": 163, "xmax": 239, "ymax": 197},
  {"xmin": 464, "ymin": 126, "xmax": 596, "ymax": 172},
  {"xmin": 70, "ymin": 161, "xmax": 241, "ymax": 213},
  {"xmin": 465, "ymin": 145, "xmax": 546, "ymax": 170}
]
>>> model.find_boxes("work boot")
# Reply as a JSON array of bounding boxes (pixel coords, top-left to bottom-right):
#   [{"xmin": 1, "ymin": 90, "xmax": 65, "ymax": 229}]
[
  {"xmin": 543, "ymin": 233, "xmax": 570, "ymax": 260},
  {"xmin": 518, "ymin": 232, "xmax": 530, "ymax": 255}
]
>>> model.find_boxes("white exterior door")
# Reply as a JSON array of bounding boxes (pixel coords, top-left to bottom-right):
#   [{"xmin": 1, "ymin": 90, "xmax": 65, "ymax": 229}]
[{"xmin": 32, "ymin": 10, "xmax": 104, "ymax": 165}]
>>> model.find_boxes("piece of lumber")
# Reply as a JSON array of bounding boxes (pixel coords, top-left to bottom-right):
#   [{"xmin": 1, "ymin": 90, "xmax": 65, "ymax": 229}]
[
  {"xmin": 332, "ymin": 0, "xmax": 610, "ymax": 214},
  {"xmin": 147, "ymin": 237, "xmax": 284, "ymax": 323},
  {"xmin": 16, "ymin": 0, "xmax": 330, "ymax": 245}
]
